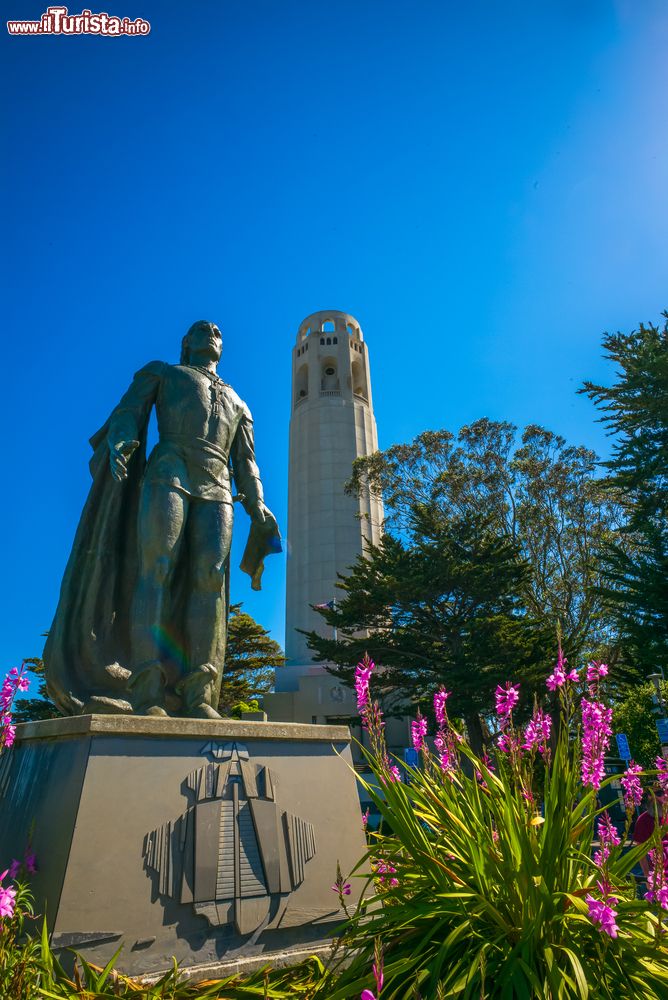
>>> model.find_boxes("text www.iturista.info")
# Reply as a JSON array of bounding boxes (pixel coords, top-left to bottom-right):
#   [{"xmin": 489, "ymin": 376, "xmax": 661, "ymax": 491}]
[{"xmin": 7, "ymin": 6, "xmax": 151, "ymax": 35}]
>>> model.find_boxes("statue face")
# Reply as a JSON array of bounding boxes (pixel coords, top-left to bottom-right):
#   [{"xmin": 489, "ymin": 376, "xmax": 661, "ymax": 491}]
[{"xmin": 187, "ymin": 323, "xmax": 222, "ymax": 363}]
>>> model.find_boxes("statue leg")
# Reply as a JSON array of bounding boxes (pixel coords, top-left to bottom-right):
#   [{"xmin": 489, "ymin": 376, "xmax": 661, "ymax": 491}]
[
  {"xmin": 130, "ymin": 483, "xmax": 187, "ymax": 715},
  {"xmin": 178, "ymin": 500, "xmax": 233, "ymax": 719}
]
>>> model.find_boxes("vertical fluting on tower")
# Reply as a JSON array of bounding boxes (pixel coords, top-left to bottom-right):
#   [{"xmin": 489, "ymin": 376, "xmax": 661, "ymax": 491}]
[{"xmin": 281, "ymin": 311, "xmax": 383, "ymax": 688}]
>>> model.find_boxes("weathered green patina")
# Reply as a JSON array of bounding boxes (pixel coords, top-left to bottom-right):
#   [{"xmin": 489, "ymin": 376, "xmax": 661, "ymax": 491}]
[{"xmin": 44, "ymin": 321, "xmax": 280, "ymax": 718}]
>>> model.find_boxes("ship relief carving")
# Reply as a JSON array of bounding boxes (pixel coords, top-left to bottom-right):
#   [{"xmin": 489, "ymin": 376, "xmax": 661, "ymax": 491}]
[{"xmin": 144, "ymin": 743, "xmax": 316, "ymax": 935}]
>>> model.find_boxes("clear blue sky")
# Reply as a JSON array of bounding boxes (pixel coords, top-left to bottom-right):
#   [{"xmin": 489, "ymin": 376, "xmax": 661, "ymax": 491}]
[{"xmin": 2, "ymin": 0, "xmax": 667, "ymax": 683}]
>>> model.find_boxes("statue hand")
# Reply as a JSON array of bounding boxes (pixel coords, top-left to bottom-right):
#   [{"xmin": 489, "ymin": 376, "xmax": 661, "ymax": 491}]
[
  {"xmin": 109, "ymin": 440, "xmax": 140, "ymax": 481},
  {"xmin": 251, "ymin": 502, "xmax": 277, "ymax": 531}
]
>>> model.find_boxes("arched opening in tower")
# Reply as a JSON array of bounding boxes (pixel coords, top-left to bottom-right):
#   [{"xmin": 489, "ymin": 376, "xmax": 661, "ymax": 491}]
[
  {"xmin": 320, "ymin": 358, "xmax": 340, "ymax": 392},
  {"xmin": 351, "ymin": 359, "xmax": 368, "ymax": 400},
  {"xmin": 295, "ymin": 363, "xmax": 308, "ymax": 402}
]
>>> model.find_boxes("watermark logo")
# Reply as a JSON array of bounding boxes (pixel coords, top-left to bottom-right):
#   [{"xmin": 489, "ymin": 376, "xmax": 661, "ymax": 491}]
[{"xmin": 7, "ymin": 6, "xmax": 151, "ymax": 35}]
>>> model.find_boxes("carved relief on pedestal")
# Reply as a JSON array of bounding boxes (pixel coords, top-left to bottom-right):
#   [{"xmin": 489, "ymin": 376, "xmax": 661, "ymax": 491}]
[{"xmin": 144, "ymin": 743, "xmax": 316, "ymax": 935}]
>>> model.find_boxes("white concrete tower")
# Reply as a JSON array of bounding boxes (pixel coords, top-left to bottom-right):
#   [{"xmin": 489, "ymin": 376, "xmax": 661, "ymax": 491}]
[{"xmin": 278, "ymin": 310, "xmax": 383, "ymax": 693}]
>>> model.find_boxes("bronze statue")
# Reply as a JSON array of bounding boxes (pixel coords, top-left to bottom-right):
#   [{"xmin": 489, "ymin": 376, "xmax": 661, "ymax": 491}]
[{"xmin": 44, "ymin": 321, "xmax": 281, "ymax": 719}]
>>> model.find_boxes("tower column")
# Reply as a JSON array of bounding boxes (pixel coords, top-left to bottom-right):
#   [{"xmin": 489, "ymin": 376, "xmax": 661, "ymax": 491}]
[{"xmin": 279, "ymin": 310, "xmax": 383, "ymax": 696}]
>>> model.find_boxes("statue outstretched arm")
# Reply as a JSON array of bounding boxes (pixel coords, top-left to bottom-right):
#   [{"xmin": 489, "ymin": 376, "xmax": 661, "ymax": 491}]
[{"xmin": 107, "ymin": 361, "xmax": 165, "ymax": 481}]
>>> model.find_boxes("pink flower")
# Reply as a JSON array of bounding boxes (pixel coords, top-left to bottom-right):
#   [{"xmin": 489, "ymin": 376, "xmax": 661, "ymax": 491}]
[
  {"xmin": 24, "ymin": 848, "xmax": 37, "ymax": 875},
  {"xmin": 376, "ymin": 859, "xmax": 399, "ymax": 887},
  {"xmin": 620, "ymin": 762, "xmax": 643, "ymax": 811},
  {"xmin": 497, "ymin": 730, "xmax": 521, "ymax": 754},
  {"xmin": 361, "ymin": 992, "xmax": 376, "ymax": 1000},
  {"xmin": 434, "ymin": 724, "xmax": 460, "ymax": 776},
  {"xmin": 331, "ymin": 881, "xmax": 351, "ymax": 895},
  {"xmin": 522, "ymin": 708, "xmax": 552, "ymax": 756},
  {"xmin": 586, "ymin": 661, "xmax": 609, "ymax": 689},
  {"xmin": 646, "ymin": 847, "xmax": 668, "ymax": 911},
  {"xmin": 362, "ymin": 808, "xmax": 370, "ymax": 829},
  {"xmin": 495, "ymin": 682, "xmax": 520, "ymax": 721},
  {"xmin": 355, "ymin": 659, "xmax": 375, "ymax": 716},
  {"xmin": 594, "ymin": 812, "xmax": 621, "ymax": 866},
  {"xmin": 0, "ymin": 871, "xmax": 16, "ymax": 920},
  {"xmin": 410, "ymin": 713, "xmax": 427, "ymax": 753},
  {"xmin": 545, "ymin": 645, "xmax": 580, "ymax": 691},
  {"xmin": 656, "ymin": 757, "xmax": 668, "ymax": 795},
  {"xmin": 386, "ymin": 764, "xmax": 402, "ymax": 783},
  {"xmin": 433, "ymin": 687, "xmax": 450, "ymax": 728},
  {"xmin": 7, "ymin": 860, "xmax": 20, "ymax": 879},
  {"xmin": 586, "ymin": 894, "xmax": 619, "ymax": 937},
  {"xmin": 1, "ymin": 718, "xmax": 16, "ymax": 749},
  {"xmin": 581, "ymin": 698, "xmax": 613, "ymax": 790}
]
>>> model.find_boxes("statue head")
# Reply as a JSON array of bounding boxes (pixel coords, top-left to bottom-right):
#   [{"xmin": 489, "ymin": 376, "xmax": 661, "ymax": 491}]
[{"xmin": 181, "ymin": 320, "xmax": 223, "ymax": 365}]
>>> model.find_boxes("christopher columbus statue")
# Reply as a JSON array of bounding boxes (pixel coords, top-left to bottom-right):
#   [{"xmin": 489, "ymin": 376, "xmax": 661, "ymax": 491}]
[{"xmin": 44, "ymin": 321, "xmax": 281, "ymax": 719}]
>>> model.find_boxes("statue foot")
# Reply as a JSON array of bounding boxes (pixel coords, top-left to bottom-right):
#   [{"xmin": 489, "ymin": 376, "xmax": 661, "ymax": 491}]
[
  {"xmin": 185, "ymin": 703, "xmax": 222, "ymax": 721},
  {"xmin": 81, "ymin": 695, "xmax": 133, "ymax": 716},
  {"xmin": 177, "ymin": 664, "xmax": 220, "ymax": 720},
  {"xmin": 128, "ymin": 661, "xmax": 167, "ymax": 717}
]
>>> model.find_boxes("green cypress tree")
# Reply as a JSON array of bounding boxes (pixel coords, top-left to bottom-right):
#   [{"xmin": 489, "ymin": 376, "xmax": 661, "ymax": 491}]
[
  {"xmin": 217, "ymin": 603, "xmax": 285, "ymax": 716},
  {"xmin": 582, "ymin": 314, "xmax": 668, "ymax": 673}
]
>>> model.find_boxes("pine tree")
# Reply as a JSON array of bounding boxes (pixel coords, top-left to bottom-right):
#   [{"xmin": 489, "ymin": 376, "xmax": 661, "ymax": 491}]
[
  {"xmin": 217, "ymin": 603, "xmax": 285, "ymax": 716},
  {"xmin": 304, "ymin": 507, "xmax": 550, "ymax": 751},
  {"xmin": 581, "ymin": 314, "xmax": 668, "ymax": 673},
  {"xmin": 13, "ymin": 657, "xmax": 61, "ymax": 723}
]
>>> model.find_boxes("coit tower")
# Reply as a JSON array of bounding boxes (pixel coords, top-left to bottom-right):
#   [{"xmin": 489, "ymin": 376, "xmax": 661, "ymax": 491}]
[{"xmin": 279, "ymin": 310, "xmax": 383, "ymax": 691}]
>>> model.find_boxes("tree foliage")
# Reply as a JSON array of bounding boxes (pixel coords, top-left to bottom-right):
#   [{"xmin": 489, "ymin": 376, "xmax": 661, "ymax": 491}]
[
  {"xmin": 304, "ymin": 497, "xmax": 551, "ymax": 749},
  {"xmin": 12, "ymin": 657, "xmax": 60, "ymax": 723},
  {"xmin": 304, "ymin": 420, "xmax": 623, "ymax": 742},
  {"xmin": 611, "ymin": 680, "xmax": 667, "ymax": 770},
  {"xmin": 217, "ymin": 603, "xmax": 285, "ymax": 716},
  {"xmin": 581, "ymin": 314, "xmax": 668, "ymax": 675}
]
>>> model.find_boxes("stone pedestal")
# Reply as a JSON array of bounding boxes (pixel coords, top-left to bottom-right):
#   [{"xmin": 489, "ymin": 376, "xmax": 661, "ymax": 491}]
[{"xmin": 0, "ymin": 716, "xmax": 365, "ymax": 977}]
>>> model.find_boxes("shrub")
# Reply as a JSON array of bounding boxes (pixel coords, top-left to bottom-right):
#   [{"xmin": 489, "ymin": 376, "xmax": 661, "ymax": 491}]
[{"xmin": 325, "ymin": 655, "xmax": 668, "ymax": 999}]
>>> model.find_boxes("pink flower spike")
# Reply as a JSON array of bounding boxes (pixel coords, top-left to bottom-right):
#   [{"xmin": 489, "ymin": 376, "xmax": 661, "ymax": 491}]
[
  {"xmin": 24, "ymin": 849, "xmax": 37, "ymax": 875},
  {"xmin": 620, "ymin": 762, "xmax": 643, "ymax": 810},
  {"xmin": 7, "ymin": 860, "xmax": 20, "ymax": 880},
  {"xmin": 361, "ymin": 992, "xmax": 376, "ymax": 1000},
  {"xmin": 495, "ymin": 682, "xmax": 520, "ymax": 720},
  {"xmin": 657, "ymin": 757, "xmax": 668, "ymax": 794},
  {"xmin": 586, "ymin": 895, "xmax": 619, "ymax": 938},
  {"xmin": 433, "ymin": 687, "xmax": 450, "ymax": 728},
  {"xmin": 0, "ymin": 884, "xmax": 16, "ymax": 919},
  {"xmin": 581, "ymin": 698, "xmax": 613, "ymax": 791},
  {"xmin": 522, "ymin": 708, "xmax": 552, "ymax": 754},
  {"xmin": 410, "ymin": 713, "xmax": 428, "ymax": 753}
]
